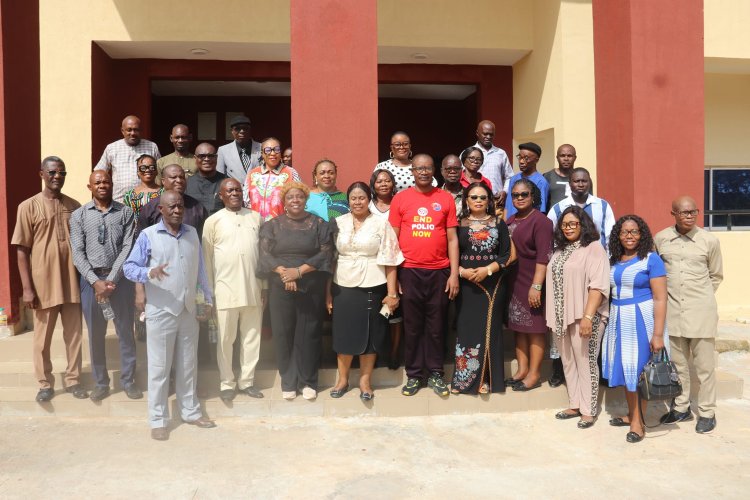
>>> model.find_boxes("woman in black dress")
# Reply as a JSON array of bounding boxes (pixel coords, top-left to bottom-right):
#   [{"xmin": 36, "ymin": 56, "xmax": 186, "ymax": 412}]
[
  {"xmin": 452, "ymin": 182, "xmax": 512, "ymax": 394},
  {"xmin": 258, "ymin": 182, "xmax": 334, "ymax": 401}
]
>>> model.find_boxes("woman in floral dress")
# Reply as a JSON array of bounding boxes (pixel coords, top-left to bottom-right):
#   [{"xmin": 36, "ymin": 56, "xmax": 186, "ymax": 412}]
[{"xmin": 452, "ymin": 182, "xmax": 512, "ymax": 394}]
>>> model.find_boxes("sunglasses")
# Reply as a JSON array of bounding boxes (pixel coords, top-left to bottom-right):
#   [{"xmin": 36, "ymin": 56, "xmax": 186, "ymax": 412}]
[
  {"xmin": 468, "ymin": 195, "xmax": 488, "ymax": 201},
  {"xmin": 263, "ymin": 146, "xmax": 282, "ymax": 154},
  {"xmin": 47, "ymin": 170, "xmax": 67, "ymax": 177},
  {"xmin": 138, "ymin": 165, "xmax": 157, "ymax": 172},
  {"xmin": 196, "ymin": 153, "xmax": 217, "ymax": 160},
  {"xmin": 511, "ymin": 191, "xmax": 530, "ymax": 199}
]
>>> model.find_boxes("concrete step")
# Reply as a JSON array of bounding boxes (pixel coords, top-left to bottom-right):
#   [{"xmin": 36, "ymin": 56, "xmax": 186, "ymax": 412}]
[{"xmin": 0, "ymin": 366, "xmax": 742, "ymax": 418}]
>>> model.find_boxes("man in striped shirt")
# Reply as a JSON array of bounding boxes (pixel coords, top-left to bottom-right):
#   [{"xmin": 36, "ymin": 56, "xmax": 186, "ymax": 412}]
[{"xmin": 95, "ymin": 115, "xmax": 161, "ymax": 202}]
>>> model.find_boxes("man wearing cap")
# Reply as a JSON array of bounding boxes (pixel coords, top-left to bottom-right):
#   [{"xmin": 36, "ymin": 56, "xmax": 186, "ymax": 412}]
[
  {"xmin": 217, "ymin": 115, "xmax": 262, "ymax": 183},
  {"xmin": 157, "ymin": 124, "xmax": 196, "ymax": 183},
  {"xmin": 472, "ymin": 120, "xmax": 514, "ymax": 206},
  {"xmin": 504, "ymin": 142, "xmax": 550, "ymax": 218},
  {"xmin": 95, "ymin": 115, "xmax": 161, "ymax": 203}
]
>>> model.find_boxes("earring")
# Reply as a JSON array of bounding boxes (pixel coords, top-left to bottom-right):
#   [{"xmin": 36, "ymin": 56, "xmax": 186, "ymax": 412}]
[
  {"xmin": 408, "ymin": 151, "xmax": 413, "ymax": 159},
  {"xmin": 389, "ymin": 151, "xmax": 394, "ymax": 159}
]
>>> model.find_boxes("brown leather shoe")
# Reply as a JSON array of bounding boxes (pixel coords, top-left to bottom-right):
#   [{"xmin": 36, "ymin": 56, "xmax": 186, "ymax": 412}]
[
  {"xmin": 151, "ymin": 427, "xmax": 169, "ymax": 441},
  {"xmin": 184, "ymin": 417, "xmax": 217, "ymax": 428}
]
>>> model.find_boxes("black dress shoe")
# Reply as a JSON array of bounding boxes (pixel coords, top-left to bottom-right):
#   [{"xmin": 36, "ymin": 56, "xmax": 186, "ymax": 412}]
[
  {"xmin": 220, "ymin": 389, "xmax": 236, "ymax": 402},
  {"xmin": 577, "ymin": 419, "xmax": 595, "ymax": 429},
  {"xmin": 125, "ymin": 385, "xmax": 143, "ymax": 400},
  {"xmin": 695, "ymin": 416, "xmax": 716, "ymax": 434},
  {"xmin": 65, "ymin": 384, "xmax": 88, "ymax": 399},
  {"xmin": 626, "ymin": 430, "xmax": 644, "ymax": 443},
  {"xmin": 548, "ymin": 358, "xmax": 565, "ymax": 388},
  {"xmin": 89, "ymin": 386, "xmax": 110, "ymax": 401},
  {"xmin": 35, "ymin": 388, "xmax": 54, "ymax": 402},
  {"xmin": 330, "ymin": 386, "xmax": 349, "ymax": 399},
  {"xmin": 240, "ymin": 386, "xmax": 264, "ymax": 399},
  {"xmin": 555, "ymin": 409, "xmax": 582, "ymax": 420},
  {"xmin": 151, "ymin": 427, "xmax": 169, "ymax": 441},
  {"xmin": 659, "ymin": 409, "xmax": 693, "ymax": 424}
]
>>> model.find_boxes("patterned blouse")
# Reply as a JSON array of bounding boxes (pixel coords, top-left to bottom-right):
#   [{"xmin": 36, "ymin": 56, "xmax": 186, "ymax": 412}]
[{"xmin": 123, "ymin": 188, "xmax": 162, "ymax": 220}]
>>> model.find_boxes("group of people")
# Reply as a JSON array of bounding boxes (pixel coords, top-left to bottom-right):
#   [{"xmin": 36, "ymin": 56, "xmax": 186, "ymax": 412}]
[{"xmin": 12, "ymin": 115, "xmax": 723, "ymax": 443}]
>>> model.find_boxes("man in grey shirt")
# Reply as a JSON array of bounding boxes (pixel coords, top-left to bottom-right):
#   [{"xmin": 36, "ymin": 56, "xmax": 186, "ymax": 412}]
[{"xmin": 70, "ymin": 170, "xmax": 140, "ymax": 402}]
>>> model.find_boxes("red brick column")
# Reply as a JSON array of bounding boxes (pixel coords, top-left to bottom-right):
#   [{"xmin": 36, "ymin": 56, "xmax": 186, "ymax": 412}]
[
  {"xmin": 593, "ymin": 0, "xmax": 704, "ymax": 230},
  {"xmin": 290, "ymin": 0, "xmax": 378, "ymax": 189},
  {"xmin": 0, "ymin": 0, "xmax": 41, "ymax": 325}
]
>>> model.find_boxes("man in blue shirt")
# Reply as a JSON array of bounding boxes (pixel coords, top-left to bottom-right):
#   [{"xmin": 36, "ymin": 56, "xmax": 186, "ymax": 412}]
[
  {"xmin": 504, "ymin": 142, "xmax": 550, "ymax": 218},
  {"xmin": 124, "ymin": 190, "xmax": 216, "ymax": 441}
]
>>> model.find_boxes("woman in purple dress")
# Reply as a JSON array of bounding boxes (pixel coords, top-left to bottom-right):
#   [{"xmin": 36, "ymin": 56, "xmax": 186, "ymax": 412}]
[{"xmin": 504, "ymin": 178, "xmax": 553, "ymax": 391}]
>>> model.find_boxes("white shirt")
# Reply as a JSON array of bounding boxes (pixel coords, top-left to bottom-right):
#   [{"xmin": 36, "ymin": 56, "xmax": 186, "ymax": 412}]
[
  {"xmin": 473, "ymin": 141, "xmax": 514, "ymax": 196},
  {"xmin": 547, "ymin": 193, "xmax": 616, "ymax": 249}
]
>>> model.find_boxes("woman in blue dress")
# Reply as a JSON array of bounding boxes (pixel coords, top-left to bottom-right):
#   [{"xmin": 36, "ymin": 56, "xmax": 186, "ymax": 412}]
[{"xmin": 603, "ymin": 215, "xmax": 667, "ymax": 443}]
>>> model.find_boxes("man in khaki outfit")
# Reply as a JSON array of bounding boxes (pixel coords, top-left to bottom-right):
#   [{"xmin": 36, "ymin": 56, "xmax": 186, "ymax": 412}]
[
  {"xmin": 655, "ymin": 195, "xmax": 723, "ymax": 434},
  {"xmin": 12, "ymin": 156, "xmax": 87, "ymax": 402}
]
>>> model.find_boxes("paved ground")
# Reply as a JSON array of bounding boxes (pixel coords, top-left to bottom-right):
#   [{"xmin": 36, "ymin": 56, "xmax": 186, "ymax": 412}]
[{"xmin": 1, "ymin": 352, "xmax": 749, "ymax": 499}]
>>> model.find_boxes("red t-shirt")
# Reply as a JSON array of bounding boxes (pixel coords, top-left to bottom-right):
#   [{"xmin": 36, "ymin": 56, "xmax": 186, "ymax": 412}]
[{"xmin": 389, "ymin": 187, "xmax": 458, "ymax": 269}]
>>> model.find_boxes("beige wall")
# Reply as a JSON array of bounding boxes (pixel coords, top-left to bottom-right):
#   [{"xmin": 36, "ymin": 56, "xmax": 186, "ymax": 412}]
[
  {"xmin": 714, "ymin": 232, "xmax": 749, "ymax": 313},
  {"xmin": 705, "ymin": 0, "xmax": 750, "ymax": 60},
  {"xmin": 512, "ymin": 0, "xmax": 597, "ymax": 180},
  {"xmin": 705, "ymin": 73, "xmax": 750, "ymax": 166}
]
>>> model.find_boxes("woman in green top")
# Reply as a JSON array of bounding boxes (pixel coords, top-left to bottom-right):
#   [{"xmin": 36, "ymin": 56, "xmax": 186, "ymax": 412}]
[{"xmin": 305, "ymin": 159, "xmax": 349, "ymax": 221}]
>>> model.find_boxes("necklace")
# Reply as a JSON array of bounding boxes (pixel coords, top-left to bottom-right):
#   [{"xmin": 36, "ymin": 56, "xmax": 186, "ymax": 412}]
[
  {"xmin": 514, "ymin": 209, "xmax": 534, "ymax": 221},
  {"xmin": 467, "ymin": 214, "xmax": 491, "ymax": 221}
]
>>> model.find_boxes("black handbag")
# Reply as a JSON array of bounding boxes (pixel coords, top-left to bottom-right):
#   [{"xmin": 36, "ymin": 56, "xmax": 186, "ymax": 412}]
[{"xmin": 638, "ymin": 349, "xmax": 683, "ymax": 401}]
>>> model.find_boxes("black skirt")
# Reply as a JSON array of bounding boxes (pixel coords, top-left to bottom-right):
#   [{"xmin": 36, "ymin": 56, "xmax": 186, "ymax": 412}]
[{"xmin": 331, "ymin": 283, "xmax": 388, "ymax": 355}]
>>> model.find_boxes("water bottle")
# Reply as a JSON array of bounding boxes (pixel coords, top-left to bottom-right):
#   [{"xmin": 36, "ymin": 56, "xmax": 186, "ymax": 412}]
[
  {"xmin": 208, "ymin": 318, "xmax": 218, "ymax": 344},
  {"xmin": 0, "ymin": 307, "xmax": 12, "ymax": 339},
  {"xmin": 99, "ymin": 300, "xmax": 115, "ymax": 321}
]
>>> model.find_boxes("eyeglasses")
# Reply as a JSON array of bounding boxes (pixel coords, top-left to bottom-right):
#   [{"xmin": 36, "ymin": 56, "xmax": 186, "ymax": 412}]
[
  {"xmin": 619, "ymin": 229, "xmax": 641, "ymax": 237},
  {"xmin": 391, "ymin": 142, "xmax": 410, "ymax": 149},
  {"xmin": 466, "ymin": 156, "xmax": 483, "ymax": 164},
  {"xmin": 511, "ymin": 191, "xmax": 530, "ymax": 199},
  {"xmin": 47, "ymin": 170, "xmax": 67, "ymax": 177},
  {"xmin": 561, "ymin": 221, "xmax": 581, "ymax": 229},
  {"xmin": 138, "ymin": 164, "xmax": 157, "ymax": 172},
  {"xmin": 442, "ymin": 167, "xmax": 461, "ymax": 173},
  {"xmin": 98, "ymin": 221, "xmax": 107, "ymax": 245},
  {"xmin": 516, "ymin": 155, "xmax": 537, "ymax": 162},
  {"xmin": 674, "ymin": 209, "xmax": 699, "ymax": 218},
  {"xmin": 196, "ymin": 153, "xmax": 217, "ymax": 161},
  {"xmin": 468, "ymin": 195, "xmax": 488, "ymax": 201},
  {"xmin": 263, "ymin": 146, "xmax": 282, "ymax": 155},
  {"xmin": 411, "ymin": 166, "xmax": 433, "ymax": 173}
]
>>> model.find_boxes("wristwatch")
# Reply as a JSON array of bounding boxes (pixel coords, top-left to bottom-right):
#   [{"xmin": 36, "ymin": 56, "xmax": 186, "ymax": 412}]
[
  {"xmin": 531, "ymin": 283, "xmax": 542, "ymax": 291},
  {"xmin": 486, "ymin": 266, "xmax": 493, "ymax": 276}
]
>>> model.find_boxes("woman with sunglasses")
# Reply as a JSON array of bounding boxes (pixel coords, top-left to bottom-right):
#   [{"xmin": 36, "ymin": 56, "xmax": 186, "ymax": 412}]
[
  {"xmin": 244, "ymin": 137, "xmax": 301, "ymax": 221},
  {"xmin": 123, "ymin": 154, "xmax": 162, "ymax": 226},
  {"xmin": 305, "ymin": 159, "xmax": 349, "ymax": 221},
  {"xmin": 547, "ymin": 206, "xmax": 610, "ymax": 428},
  {"xmin": 504, "ymin": 179, "xmax": 553, "ymax": 391},
  {"xmin": 451, "ymin": 182, "xmax": 512, "ymax": 394},
  {"xmin": 459, "ymin": 147, "xmax": 493, "ymax": 192},
  {"xmin": 374, "ymin": 131, "xmax": 436, "ymax": 193},
  {"xmin": 602, "ymin": 215, "xmax": 667, "ymax": 442}
]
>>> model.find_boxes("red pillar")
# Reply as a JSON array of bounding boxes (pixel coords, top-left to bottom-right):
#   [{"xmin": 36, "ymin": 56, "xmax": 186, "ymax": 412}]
[
  {"xmin": 290, "ymin": 0, "xmax": 378, "ymax": 189},
  {"xmin": 593, "ymin": 0, "xmax": 704, "ymax": 230},
  {"xmin": 0, "ymin": 0, "xmax": 41, "ymax": 325}
]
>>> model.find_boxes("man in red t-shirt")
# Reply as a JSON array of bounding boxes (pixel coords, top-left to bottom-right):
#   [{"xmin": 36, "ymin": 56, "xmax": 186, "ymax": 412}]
[{"xmin": 389, "ymin": 154, "xmax": 459, "ymax": 397}]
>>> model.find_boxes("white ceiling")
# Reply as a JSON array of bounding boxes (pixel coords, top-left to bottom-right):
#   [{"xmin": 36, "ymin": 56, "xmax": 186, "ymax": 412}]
[{"xmin": 151, "ymin": 80, "xmax": 477, "ymax": 100}]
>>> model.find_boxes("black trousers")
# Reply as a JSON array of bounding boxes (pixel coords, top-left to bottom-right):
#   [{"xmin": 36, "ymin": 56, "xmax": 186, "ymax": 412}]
[{"xmin": 268, "ymin": 273, "xmax": 326, "ymax": 391}]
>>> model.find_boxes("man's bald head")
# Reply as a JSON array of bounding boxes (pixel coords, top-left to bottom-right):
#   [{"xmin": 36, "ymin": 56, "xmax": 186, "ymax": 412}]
[
  {"xmin": 121, "ymin": 115, "xmax": 142, "ymax": 146},
  {"xmin": 441, "ymin": 154, "xmax": 462, "ymax": 185},
  {"xmin": 170, "ymin": 124, "xmax": 192, "ymax": 154},
  {"xmin": 671, "ymin": 195, "xmax": 697, "ymax": 212},
  {"xmin": 161, "ymin": 164, "xmax": 187, "ymax": 193},
  {"xmin": 671, "ymin": 195, "xmax": 699, "ymax": 234},
  {"xmin": 89, "ymin": 169, "xmax": 111, "ymax": 184},
  {"xmin": 476, "ymin": 120, "xmax": 496, "ymax": 149},
  {"xmin": 88, "ymin": 170, "xmax": 113, "ymax": 202}
]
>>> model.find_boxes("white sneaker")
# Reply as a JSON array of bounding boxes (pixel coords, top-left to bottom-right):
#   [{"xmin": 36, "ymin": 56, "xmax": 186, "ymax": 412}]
[
  {"xmin": 282, "ymin": 391, "xmax": 297, "ymax": 400},
  {"xmin": 302, "ymin": 387, "xmax": 317, "ymax": 400}
]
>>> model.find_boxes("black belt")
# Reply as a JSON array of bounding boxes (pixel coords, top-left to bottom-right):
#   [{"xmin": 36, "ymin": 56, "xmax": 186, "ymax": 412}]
[{"xmin": 92, "ymin": 267, "xmax": 112, "ymax": 275}]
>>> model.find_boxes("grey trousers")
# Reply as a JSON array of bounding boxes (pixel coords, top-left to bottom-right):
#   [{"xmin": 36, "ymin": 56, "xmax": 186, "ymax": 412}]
[{"xmin": 146, "ymin": 307, "xmax": 202, "ymax": 428}]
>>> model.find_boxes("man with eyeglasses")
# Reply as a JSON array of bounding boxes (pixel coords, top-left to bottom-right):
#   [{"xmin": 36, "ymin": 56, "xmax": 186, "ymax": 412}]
[
  {"xmin": 389, "ymin": 154, "xmax": 460, "ymax": 397},
  {"xmin": 655, "ymin": 196, "xmax": 723, "ymax": 434},
  {"xmin": 94, "ymin": 115, "xmax": 161, "ymax": 202},
  {"xmin": 504, "ymin": 142, "xmax": 550, "ymax": 218},
  {"xmin": 70, "ymin": 170, "xmax": 141, "ymax": 402},
  {"xmin": 11, "ymin": 157, "xmax": 87, "ymax": 402},
  {"xmin": 440, "ymin": 154, "xmax": 464, "ymax": 215},
  {"xmin": 472, "ymin": 120, "xmax": 514, "ymax": 206},
  {"xmin": 217, "ymin": 115, "xmax": 262, "ymax": 183},
  {"xmin": 156, "ymin": 124, "xmax": 196, "ymax": 183},
  {"xmin": 186, "ymin": 143, "xmax": 227, "ymax": 216}
]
